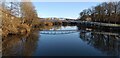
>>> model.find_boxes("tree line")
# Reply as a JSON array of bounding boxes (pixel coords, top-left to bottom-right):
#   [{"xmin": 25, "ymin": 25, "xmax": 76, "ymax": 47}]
[
  {"xmin": 79, "ymin": 1, "xmax": 120, "ymax": 24},
  {"xmin": 1, "ymin": 0, "xmax": 39, "ymax": 36}
]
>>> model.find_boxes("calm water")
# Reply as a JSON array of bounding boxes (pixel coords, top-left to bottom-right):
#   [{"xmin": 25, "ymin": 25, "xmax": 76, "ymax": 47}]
[{"xmin": 2, "ymin": 26, "xmax": 120, "ymax": 56}]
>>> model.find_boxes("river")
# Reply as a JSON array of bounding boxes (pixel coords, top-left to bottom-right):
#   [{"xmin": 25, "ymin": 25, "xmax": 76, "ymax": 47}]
[{"xmin": 2, "ymin": 26, "xmax": 120, "ymax": 56}]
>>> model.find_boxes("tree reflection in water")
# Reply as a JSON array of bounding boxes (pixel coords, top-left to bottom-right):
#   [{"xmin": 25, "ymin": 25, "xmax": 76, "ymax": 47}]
[
  {"xmin": 78, "ymin": 26, "xmax": 120, "ymax": 56},
  {"xmin": 2, "ymin": 25, "xmax": 62, "ymax": 56},
  {"xmin": 2, "ymin": 25, "xmax": 120, "ymax": 56},
  {"xmin": 2, "ymin": 30, "xmax": 39, "ymax": 56}
]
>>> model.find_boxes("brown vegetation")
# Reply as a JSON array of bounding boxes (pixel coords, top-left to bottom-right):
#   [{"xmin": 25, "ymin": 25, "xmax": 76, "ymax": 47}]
[
  {"xmin": 79, "ymin": 1, "xmax": 120, "ymax": 24},
  {"xmin": 1, "ymin": 1, "xmax": 62, "ymax": 37},
  {"xmin": 1, "ymin": 1, "xmax": 39, "ymax": 37}
]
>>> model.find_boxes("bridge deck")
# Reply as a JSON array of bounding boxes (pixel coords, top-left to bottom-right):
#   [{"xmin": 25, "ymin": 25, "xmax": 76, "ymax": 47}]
[{"xmin": 64, "ymin": 21, "xmax": 120, "ymax": 27}]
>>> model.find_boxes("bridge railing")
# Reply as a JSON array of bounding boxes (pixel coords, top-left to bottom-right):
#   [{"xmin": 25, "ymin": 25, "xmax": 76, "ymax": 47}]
[{"xmin": 64, "ymin": 21, "xmax": 120, "ymax": 27}]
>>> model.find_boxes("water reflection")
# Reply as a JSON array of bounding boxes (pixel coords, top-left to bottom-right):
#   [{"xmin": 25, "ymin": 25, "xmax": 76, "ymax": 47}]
[
  {"xmin": 78, "ymin": 26, "xmax": 120, "ymax": 56},
  {"xmin": 2, "ymin": 25, "xmax": 120, "ymax": 56},
  {"xmin": 36, "ymin": 25, "xmax": 62, "ymax": 30},
  {"xmin": 2, "ymin": 30, "xmax": 39, "ymax": 56}
]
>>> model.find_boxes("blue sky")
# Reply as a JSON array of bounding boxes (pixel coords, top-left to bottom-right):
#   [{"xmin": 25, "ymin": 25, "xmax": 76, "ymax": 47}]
[{"xmin": 33, "ymin": 2, "xmax": 101, "ymax": 19}]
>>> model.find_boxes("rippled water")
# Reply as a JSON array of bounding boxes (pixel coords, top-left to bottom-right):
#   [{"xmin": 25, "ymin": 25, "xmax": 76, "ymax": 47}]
[{"xmin": 2, "ymin": 26, "xmax": 120, "ymax": 56}]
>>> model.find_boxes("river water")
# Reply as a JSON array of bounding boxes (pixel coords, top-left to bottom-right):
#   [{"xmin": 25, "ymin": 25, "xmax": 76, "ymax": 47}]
[{"xmin": 2, "ymin": 26, "xmax": 120, "ymax": 56}]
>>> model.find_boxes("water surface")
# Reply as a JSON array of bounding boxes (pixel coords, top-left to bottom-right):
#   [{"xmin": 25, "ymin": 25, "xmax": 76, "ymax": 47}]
[{"xmin": 2, "ymin": 26, "xmax": 120, "ymax": 56}]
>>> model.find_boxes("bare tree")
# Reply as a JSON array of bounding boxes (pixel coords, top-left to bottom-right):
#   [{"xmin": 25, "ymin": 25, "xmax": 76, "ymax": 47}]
[
  {"xmin": 20, "ymin": 0, "xmax": 38, "ymax": 26},
  {"xmin": 79, "ymin": 1, "xmax": 120, "ymax": 24}
]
